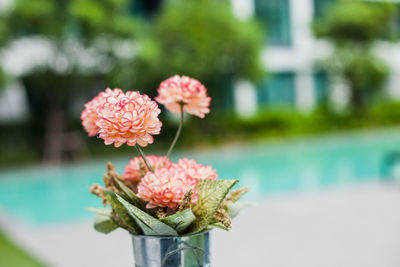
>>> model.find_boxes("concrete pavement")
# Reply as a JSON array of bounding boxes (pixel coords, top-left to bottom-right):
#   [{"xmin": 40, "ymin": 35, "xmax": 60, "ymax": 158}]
[{"xmin": 2, "ymin": 183, "xmax": 400, "ymax": 267}]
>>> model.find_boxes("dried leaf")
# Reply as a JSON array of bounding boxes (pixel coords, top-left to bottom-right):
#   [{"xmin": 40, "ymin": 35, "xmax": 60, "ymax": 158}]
[{"xmin": 186, "ymin": 179, "xmax": 238, "ymax": 234}]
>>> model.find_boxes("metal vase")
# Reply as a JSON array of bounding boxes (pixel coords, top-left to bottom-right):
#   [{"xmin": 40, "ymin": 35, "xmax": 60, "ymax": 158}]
[{"xmin": 131, "ymin": 231, "xmax": 211, "ymax": 267}]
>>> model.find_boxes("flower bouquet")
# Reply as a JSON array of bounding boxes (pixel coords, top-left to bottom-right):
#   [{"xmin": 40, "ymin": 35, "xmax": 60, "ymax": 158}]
[{"xmin": 81, "ymin": 75, "xmax": 248, "ymax": 267}]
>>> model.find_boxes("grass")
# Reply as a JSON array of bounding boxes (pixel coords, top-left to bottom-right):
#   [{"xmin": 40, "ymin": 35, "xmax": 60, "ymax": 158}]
[{"xmin": 0, "ymin": 229, "xmax": 47, "ymax": 267}]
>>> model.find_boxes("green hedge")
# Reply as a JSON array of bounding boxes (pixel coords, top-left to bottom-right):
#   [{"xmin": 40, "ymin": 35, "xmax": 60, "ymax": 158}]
[{"xmin": 2, "ymin": 101, "xmax": 400, "ymax": 167}]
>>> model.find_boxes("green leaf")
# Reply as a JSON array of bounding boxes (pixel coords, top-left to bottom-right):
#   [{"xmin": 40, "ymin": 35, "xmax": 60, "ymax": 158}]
[
  {"xmin": 104, "ymin": 191, "xmax": 141, "ymax": 234},
  {"xmin": 89, "ymin": 207, "xmax": 119, "ymax": 234},
  {"xmin": 111, "ymin": 176, "xmax": 147, "ymax": 211},
  {"xmin": 93, "ymin": 213, "xmax": 119, "ymax": 234},
  {"xmin": 160, "ymin": 209, "xmax": 196, "ymax": 234},
  {"xmin": 116, "ymin": 194, "xmax": 178, "ymax": 236},
  {"xmin": 187, "ymin": 179, "xmax": 238, "ymax": 234}
]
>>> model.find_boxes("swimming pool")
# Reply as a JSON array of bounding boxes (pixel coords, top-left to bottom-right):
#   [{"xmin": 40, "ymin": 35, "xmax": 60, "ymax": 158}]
[{"xmin": 1, "ymin": 128, "xmax": 400, "ymax": 225}]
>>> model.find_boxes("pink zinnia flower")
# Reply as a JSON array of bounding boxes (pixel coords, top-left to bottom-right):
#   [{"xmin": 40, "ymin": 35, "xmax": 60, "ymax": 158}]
[
  {"xmin": 123, "ymin": 155, "xmax": 172, "ymax": 182},
  {"xmin": 177, "ymin": 158, "xmax": 218, "ymax": 181},
  {"xmin": 155, "ymin": 75, "xmax": 211, "ymax": 118},
  {"xmin": 137, "ymin": 158, "xmax": 218, "ymax": 209},
  {"xmin": 137, "ymin": 164, "xmax": 199, "ymax": 209},
  {"xmin": 96, "ymin": 90, "xmax": 162, "ymax": 147},
  {"xmin": 80, "ymin": 88, "xmax": 125, "ymax": 137},
  {"xmin": 81, "ymin": 93, "xmax": 105, "ymax": 136}
]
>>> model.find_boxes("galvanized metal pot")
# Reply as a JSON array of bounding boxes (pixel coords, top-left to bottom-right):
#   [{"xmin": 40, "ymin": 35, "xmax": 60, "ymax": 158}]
[{"xmin": 131, "ymin": 231, "xmax": 211, "ymax": 267}]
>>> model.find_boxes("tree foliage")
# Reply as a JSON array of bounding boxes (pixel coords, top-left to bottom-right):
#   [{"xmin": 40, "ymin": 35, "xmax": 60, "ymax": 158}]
[
  {"xmin": 313, "ymin": 0, "xmax": 396, "ymax": 109},
  {"xmin": 320, "ymin": 47, "xmax": 389, "ymax": 107},
  {"xmin": 1, "ymin": 0, "xmax": 140, "ymax": 108},
  {"xmin": 127, "ymin": 0, "xmax": 264, "ymax": 96},
  {"xmin": 0, "ymin": 0, "xmax": 265, "ymax": 161},
  {"xmin": 313, "ymin": 0, "xmax": 396, "ymax": 44},
  {"xmin": 6, "ymin": 0, "xmax": 138, "ymax": 41},
  {"xmin": 0, "ymin": 0, "xmax": 140, "ymax": 161}
]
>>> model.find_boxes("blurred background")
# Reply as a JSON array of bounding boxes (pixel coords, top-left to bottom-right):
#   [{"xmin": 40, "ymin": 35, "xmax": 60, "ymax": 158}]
[{"xmin": 1, "ymin": 0, "xmax": 400, "ymax": 266}]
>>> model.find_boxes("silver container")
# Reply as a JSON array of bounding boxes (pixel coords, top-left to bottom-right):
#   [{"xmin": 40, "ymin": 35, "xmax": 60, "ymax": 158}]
[{"xmin": 131, "ymin": 231, "xmax": 210, "ymax": 267}]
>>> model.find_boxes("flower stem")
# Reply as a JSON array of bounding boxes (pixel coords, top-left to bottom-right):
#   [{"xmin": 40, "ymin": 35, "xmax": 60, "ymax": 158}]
[
  {"xmin": 135, "ymin": 144, "xmax": 154, "ymax": 172},
  {"xmin": 165, "ymin": 104, "xmax": 184, "ymax": 160}
]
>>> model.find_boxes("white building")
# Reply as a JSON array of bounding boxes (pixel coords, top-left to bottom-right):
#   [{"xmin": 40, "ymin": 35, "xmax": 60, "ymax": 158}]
[
  {"xmin": 2, "ymin": 0, "xmax": 400, "ymax": 121},
  {"xmin": 231, "ymin": 0, "xmax": 400, "ymax": 116}
]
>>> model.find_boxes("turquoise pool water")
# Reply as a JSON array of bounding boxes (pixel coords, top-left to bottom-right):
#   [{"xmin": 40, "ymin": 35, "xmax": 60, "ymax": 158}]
[{"xmin": 1, "ymin": 128, "xmax": 400, "ymax": 225}]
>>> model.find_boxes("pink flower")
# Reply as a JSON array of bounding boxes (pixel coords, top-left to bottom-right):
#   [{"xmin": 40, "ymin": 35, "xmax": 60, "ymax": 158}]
[
  {"xmin": 96, "ymin": 90, "xmax": 162, "ymax": 147},
  {"xmin": 123, "ymin": 155, "xmax": 172, "ymax": 182},
  {"xmin": 137, "ymin": 158, "xmax": 218, "ymax": 209},
  {"xmin": 81, "ymin": 93, "xmax": 105, "ymax": 136},
  {"xmin": 156, "ymin": 75, "xmax": 211, "ymax": 118},
  {"xmin": 137, "ymin": 164, "xmax": 199, "ymax": 209},
  {"xmin": 80, "ymin": 88, "xmax": 124, "ymax": 136},
  {"xmin": 177, "ymin": 158, "xmax": 218, "ymax": 181}
]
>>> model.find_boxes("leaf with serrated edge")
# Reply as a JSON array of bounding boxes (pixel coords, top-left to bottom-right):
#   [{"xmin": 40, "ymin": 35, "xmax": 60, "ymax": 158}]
[
  {"xmin": 116, "ymin": 194, "xmax": 178, "ymax": 236},
  {"xmin": 112, "ymin": 176, "xmax": 147, "ymax": 210},
  {"xmin": 94, "ymin": 213, "xmax": 119, "ymax": 234},
  {"xmin": 160, "ymin": 209, "xmax": 196, "ymax": 234},
  {"xmin": 104, "ymin": 191, "xmax": 140, "ymax": 234},
  {"xmin": 187, "ymin": 179, "xmax": 238, "ymax": 234}
]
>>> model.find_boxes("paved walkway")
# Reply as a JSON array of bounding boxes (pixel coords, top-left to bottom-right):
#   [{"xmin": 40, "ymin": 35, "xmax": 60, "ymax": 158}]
[{"xmin": 2, "ymin": 183, "xmax": 400, "ymax": 267}]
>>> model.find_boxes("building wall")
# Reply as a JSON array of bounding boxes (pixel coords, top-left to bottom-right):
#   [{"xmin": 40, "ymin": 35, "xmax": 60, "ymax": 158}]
[
  {"xmin": 3, "ymin": 0, "xmax": 400, "ymax": 120},
  {"xmin": 232, "ymin": 0, "xmax": 400, "ymax": 116}
]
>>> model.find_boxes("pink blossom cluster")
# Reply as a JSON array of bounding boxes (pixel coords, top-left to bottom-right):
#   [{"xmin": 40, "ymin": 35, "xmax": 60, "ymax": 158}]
[
  {"xmin": 80, "ymin": 90, "xmax": 109, "ymax": 137},
  {"xmin": 81, "ymin": 75, "xmax": 211, "ymax": 147},
  {"xmin": 123, "ymin": 155, "xmax": 171, "ymax": 182},
  {"xmin": 81, "ymin": 88, "xmax": 162, "ymax": 147},
  {"xmin": 97, "ymin": 90, "xmax": 161, "ymax": 147},
  {"xmin": 176, "ymin": 158, "xmax": 218, "ymax": 181},
  {"xmin": 137, "ymin": 158, "xmax": 218, "ymax": 209},
  {"xmin": 156, "ymin": 75, "xmax": 211, "ymax": 118},
  {"xmin": 81, "ymin": 76, "xmax": 217, "ymax": 209}
]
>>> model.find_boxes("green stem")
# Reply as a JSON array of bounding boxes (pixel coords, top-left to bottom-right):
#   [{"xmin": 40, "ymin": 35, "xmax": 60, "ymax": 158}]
[
  {"xmin": 165, "ymin": 104, "xmax": 184, "ymax": 160},
  {"xmin": 135, "ymin": 144, "xmax": 154, "ymax": 172}
]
